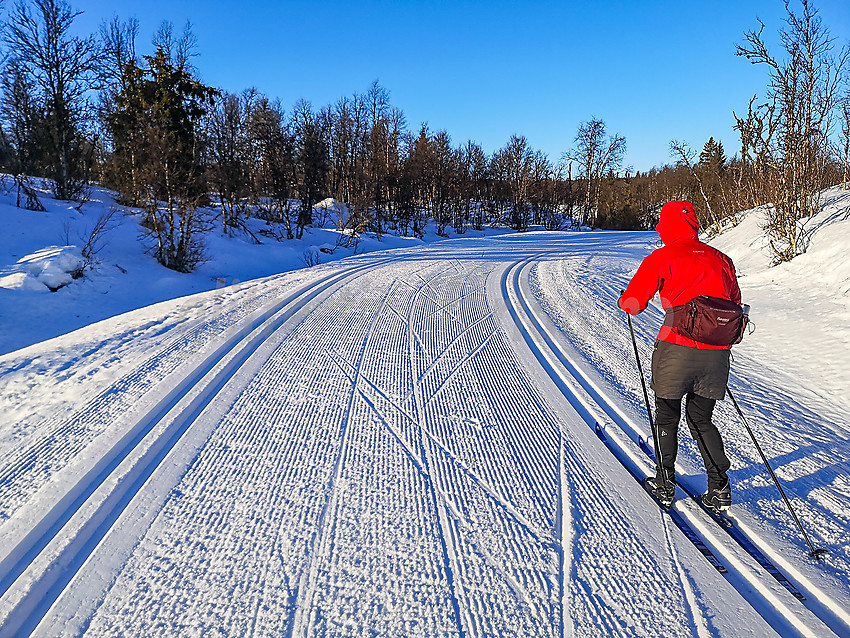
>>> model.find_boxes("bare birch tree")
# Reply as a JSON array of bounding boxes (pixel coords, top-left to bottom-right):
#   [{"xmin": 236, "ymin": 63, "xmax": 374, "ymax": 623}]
[
  {"xmin": 4, "ymin": 0, "xmax": 100, "ymax": 200},
  {"xmin": 566, "ymin": 118, "xmax": 626, "ymax": 227},
  {"xmin": 840, "ymin": 97, "xmax": 850, "ymax": 191},
  {"xmin": 735, "ymin": 0, "xmax": 849, "ymax": 261}
]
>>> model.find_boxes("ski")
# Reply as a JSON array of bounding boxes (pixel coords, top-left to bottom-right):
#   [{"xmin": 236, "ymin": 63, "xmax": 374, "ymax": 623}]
[
  {"xmin": 642, "ymin": 477, "xmax": 672, "ymax": 510},
  {"xmin": 641, "ymin": 476, "xmax": 675, "ymax": 510},
  {"xmin": 675, "ymin": 515, "xmax": 729, "ymax": 574},
  {"xmin": 594, "ymin": 422, "xmax": 607, "ymax": 441},
  {"xmin": 592, "ymin": 374, "xmax": 802, "ymax": 591},
  {"xmin": 637, "ymin": 431, "xmax": 806, "ymax": 599},
  {"xmin": 637, "ymin": 435, "xmax": 653, "ymax": 457},
  {"xmin": 640, "ymin": 435, "xmax": 735, "ymax": 527},
  {"xmin": 734, "ymin": 528, "xmax": 807, "ymax": 602},
  {"xmin": 640, "ymin": 477, "xmax": 728, "ymax": 573}
]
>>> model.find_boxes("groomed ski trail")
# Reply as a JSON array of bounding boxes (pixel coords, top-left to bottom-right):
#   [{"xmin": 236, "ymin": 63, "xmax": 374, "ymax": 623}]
[{"xmin": 0, "ymin": 234, "xmax": 839, "ymax": 637}]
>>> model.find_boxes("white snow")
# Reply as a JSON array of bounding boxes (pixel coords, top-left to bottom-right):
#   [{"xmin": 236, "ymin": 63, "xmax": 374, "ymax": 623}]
[
  {"xmin": 709, "ymin": 188, "xmax": 850, "ymax": 417},
  {"xmin": 0, "ymin": 181, "xmax": 507, "ymax": 357},
  {"xmin": 0, "ymin": 180, "xmax": 848, "ymax": 637},
  {"xmin": 0, "ymin": 245, "xmax": 84, "ymax": 293}
]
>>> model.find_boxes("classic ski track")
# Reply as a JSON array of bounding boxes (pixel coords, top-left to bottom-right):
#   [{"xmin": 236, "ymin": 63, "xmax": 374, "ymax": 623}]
[
  {"xmin": 0, "ymin": 256, "xmax": 403, "ymax": 636},
  {"xmin": 5, "ymin": 242, "xmax": 824, "ymax": 637},
  {"xmin": 0, "ymin": 277, "xmax": 302, "ymax": 524},
  {"xmin": 497, "ymin": 252, "xmax": 572, "ymax": 638},
  {"xmin": 503, "ymin": 254, "xmax": 846, "ymax": 638},
  {"xmin": 660, "ymin": 511, "xmax": 711, "ymax": 638},
  {"xmin": 533, "ymin": 247, "xmax": 850, "ymax": 570}
]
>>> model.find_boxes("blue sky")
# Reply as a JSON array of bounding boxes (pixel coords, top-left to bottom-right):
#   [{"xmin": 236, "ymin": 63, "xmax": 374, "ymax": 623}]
[{"xmin": 66, "ymin": 0, "xmax": 850, "ymax": 172}]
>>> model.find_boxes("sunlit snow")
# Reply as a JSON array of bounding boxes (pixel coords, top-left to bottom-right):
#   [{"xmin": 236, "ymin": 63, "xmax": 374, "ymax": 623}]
[{"xmin": 0, "ymin": 182, "xmax": 848, "ymax": 637}]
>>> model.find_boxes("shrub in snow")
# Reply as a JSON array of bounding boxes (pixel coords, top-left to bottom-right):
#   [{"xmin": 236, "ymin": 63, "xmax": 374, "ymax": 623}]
[{"xmin": 302, "ymin": 248, "xmax": 320, "ymax": 267}]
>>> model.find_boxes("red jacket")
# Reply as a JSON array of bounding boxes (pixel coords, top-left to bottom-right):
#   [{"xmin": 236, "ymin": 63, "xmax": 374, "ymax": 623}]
[{"xmin": 618, "ymin": 201, "xmax": 741, "ymax": 350}]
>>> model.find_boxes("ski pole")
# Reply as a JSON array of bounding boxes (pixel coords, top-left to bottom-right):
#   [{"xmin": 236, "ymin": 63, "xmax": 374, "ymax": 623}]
[
  {"xmin": 726, "ymin": 384, "xmax": 828, "ymax": 560},
  {"xmin": 623, "ymin": 301, "xmax": 665, "ymax": 481},
  {"xmin": 626, "ymin": 312, "xmax": 653, "ymax": 426}
]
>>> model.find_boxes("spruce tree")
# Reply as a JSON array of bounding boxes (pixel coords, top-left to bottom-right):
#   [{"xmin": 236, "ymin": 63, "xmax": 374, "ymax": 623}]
[{"xmin": 106, "ymin": 47, "xmax": 217, "ymax": 271}]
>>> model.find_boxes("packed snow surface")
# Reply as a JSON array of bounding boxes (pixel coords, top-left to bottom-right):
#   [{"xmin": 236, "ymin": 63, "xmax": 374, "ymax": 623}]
[{"xmin": 0, "ymin": 185, "xmax": 848, "ymax": 636}]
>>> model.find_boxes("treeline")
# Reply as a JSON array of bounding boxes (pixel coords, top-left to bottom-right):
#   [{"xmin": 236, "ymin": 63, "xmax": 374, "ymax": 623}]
[
  {"xmin": 0, "ymin": 2, "xmax": 587, "ymax": 273},
  {"xmin": 0, "ymin": 0, "xmax": 848, "ymax": 271}
]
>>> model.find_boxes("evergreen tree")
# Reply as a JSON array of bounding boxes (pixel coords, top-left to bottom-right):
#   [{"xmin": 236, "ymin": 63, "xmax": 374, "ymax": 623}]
[
  {"xmin": 106, "ymin": 47, "xmax": 217, "ymax": 271},
  {"xmin": 699, "ymin": 137, "xmax": 726, "ymax": 173}
]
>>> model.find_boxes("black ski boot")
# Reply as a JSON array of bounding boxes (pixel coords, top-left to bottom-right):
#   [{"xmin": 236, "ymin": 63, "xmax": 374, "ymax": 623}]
[
  {"xmin": 644, "ymin": 476, "xmax": 676, "ymax": 508},
  {"xmin": 701, "ymin": 482, "xmax": 732, "ymax": 515}
]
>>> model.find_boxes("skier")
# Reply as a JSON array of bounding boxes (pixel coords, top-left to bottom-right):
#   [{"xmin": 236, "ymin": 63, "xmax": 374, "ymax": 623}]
[{"xmin": 619, "ymin": 200, "xmax": 742, "ymax": 512}]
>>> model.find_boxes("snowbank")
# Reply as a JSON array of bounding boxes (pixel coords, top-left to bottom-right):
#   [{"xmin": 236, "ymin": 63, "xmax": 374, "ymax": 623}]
[
  {"xmin": 710, "ymin": 187, "xmax": 850, "ymax": 296},
  {"xmin": 0, "ymin": 245, "xmax": 84, "ymax": 292},
  {"xmin": 708, "ymin": 185, "xmax": 850, "ymax": 415}
]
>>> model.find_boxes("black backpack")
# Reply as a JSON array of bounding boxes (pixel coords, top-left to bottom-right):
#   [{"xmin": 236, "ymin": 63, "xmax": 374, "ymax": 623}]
[{"xmin": 667, "ymin": 295, "xmax": 748, "ymax": 347}]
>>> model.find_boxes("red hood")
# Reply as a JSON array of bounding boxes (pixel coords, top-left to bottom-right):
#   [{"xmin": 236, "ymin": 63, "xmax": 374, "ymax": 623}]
[{"xmin": 655, "ymin": 200, "xmax": 698, "ymax": 244}]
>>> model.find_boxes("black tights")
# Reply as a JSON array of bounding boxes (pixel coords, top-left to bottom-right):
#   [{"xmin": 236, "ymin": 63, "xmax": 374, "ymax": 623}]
[{"xmin": 655, "ymin": 392, "xmax": 730, "ymax": 490}]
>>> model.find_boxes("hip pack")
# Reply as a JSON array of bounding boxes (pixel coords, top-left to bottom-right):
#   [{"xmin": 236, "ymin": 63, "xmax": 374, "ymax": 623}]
[{"xmin": 666, "ymin": 295, "xmax": 748, "ymax": 347}]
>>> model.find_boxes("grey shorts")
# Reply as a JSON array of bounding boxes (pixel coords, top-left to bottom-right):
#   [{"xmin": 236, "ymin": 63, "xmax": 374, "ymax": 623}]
[{"xmin": 650, "ymin": 340, "xmax": 730, "ymax": 400}]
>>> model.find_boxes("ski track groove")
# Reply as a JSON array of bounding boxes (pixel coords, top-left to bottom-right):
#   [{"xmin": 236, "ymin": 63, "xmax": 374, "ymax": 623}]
[
  {"xmin": 501, "ymin": 253, "xmax": 735, "ymax": 636},
  {"xmin": 0, "ymin": 277, "xmax": 302, "ymax": 525},
  {"xmin": 660, "ymin": 510, "xmax": 712, "ymax": 638},
  {"xmin": 85, "ymin": 262, "xmax": 448, "ymax": 631},
  {"xmin": 556, "ymin": 423, "xmax": 571, "ymax": 638}
]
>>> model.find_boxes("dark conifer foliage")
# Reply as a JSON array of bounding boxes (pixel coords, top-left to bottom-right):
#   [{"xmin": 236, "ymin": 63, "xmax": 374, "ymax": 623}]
[{"xmin": 105, "ymin": 46, "xmax": 218, "ymax": 271}]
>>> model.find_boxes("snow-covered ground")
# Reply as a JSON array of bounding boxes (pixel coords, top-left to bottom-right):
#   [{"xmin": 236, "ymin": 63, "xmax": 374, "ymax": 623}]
[
  {"xmin": 0, "ymin": 182, "xmax": 509, "ymax": 357},
  {"xmin": 0, "ymin": 183, "xmax": 848, "ymax": 637}
]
